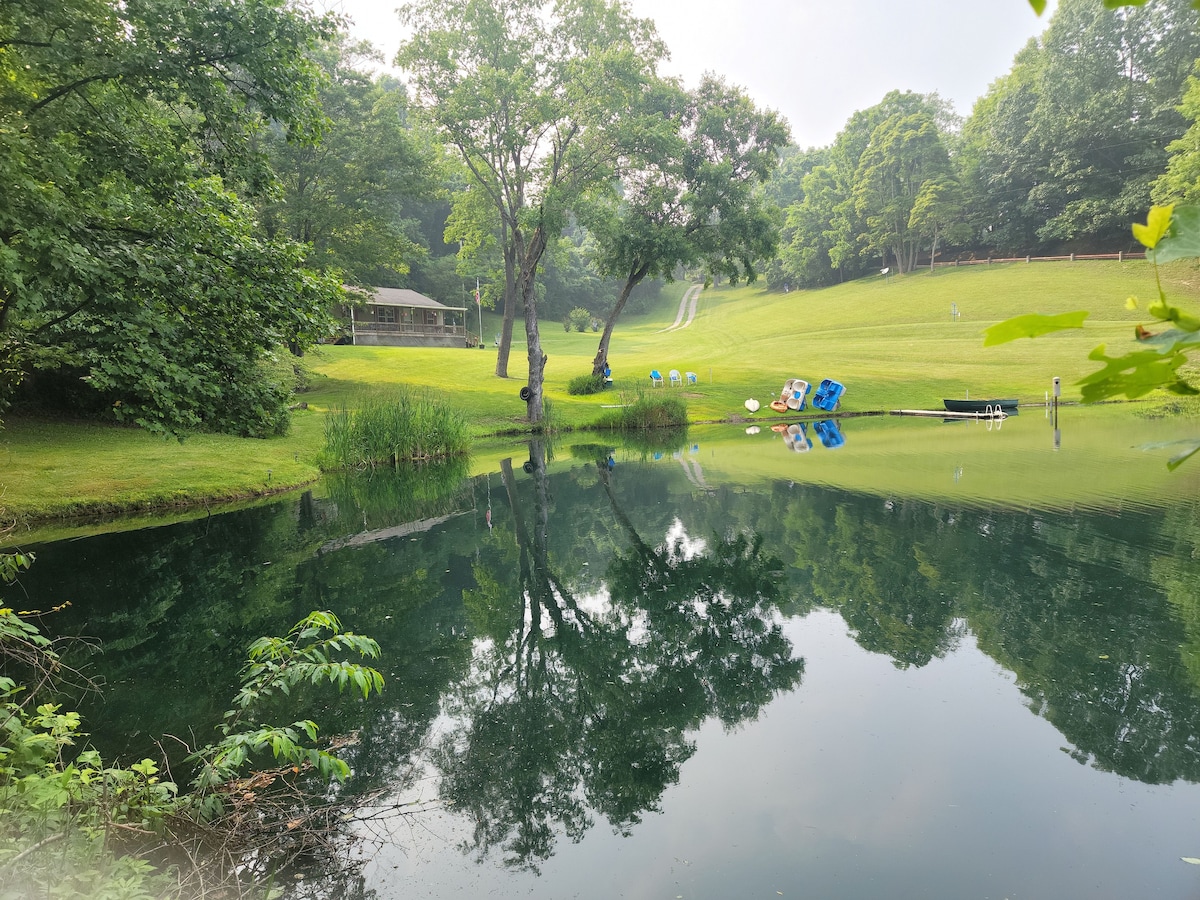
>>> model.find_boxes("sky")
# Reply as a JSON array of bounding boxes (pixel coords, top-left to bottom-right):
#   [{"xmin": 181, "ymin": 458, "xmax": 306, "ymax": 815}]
[{"xmin": 323, "ymin": 0, "xmax": 1057, "ymax": 148}]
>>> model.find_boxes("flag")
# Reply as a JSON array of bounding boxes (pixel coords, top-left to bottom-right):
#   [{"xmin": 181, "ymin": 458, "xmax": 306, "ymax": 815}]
[{"xmin": 474, "ymin": 289, "xmax": 480, "ymax": 306}]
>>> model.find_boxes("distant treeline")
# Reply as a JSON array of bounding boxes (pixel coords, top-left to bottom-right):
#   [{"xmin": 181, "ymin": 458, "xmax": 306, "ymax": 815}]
[{"xmin": 763, "ymin": 0, "xmax": 1200, "ymax": 287}]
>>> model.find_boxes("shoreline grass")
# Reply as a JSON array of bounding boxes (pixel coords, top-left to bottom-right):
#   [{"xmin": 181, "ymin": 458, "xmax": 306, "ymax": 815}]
[
  {"xmin": 321, "ymin": 390, "xmax": 469, "ymax": 469},
  {"xmin": 3, "ymin": 260, "xmax": 1200, "ymax": 525},
  {"xmin": 594, "ymin": 389, "xmax": 688, "ymax": 430}
]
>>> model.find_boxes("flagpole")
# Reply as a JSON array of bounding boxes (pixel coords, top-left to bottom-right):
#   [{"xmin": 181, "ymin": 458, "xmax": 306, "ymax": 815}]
[{"xmin": 476, "ymin": 277, "xmax": 483, "ymax": 346}]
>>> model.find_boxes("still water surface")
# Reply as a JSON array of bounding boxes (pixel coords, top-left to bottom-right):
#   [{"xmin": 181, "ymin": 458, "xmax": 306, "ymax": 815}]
[{"xmin": 9, "ymin": 408, "xmax": 1200, "ymax": 898}]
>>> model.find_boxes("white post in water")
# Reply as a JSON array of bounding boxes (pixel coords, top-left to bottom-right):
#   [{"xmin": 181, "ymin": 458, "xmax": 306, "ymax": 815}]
[{"xmin": 1052, "ymin": 376, "xmax": 1061, "ymax": 440}]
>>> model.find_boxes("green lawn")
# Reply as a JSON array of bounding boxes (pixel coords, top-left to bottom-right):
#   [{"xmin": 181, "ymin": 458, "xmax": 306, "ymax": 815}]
[{"xmin": 2, "ymin": 259, "xmax": 1195, "ymax": 522}]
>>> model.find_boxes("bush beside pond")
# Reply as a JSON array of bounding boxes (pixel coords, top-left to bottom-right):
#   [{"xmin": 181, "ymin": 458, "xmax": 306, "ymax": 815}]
[
  {"xmin": 595, "ymin": 392, "xmax": 687, "ymax": 430},
  {"xmin": 567, "ymin": 373, "xmax": 609, "ymax": 396}
]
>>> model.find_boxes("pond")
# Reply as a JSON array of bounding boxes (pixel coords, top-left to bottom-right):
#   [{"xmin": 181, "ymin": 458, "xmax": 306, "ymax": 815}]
[{"xmin": 8, "ymin": 406, "xmax": 1200, "ymax": 898}]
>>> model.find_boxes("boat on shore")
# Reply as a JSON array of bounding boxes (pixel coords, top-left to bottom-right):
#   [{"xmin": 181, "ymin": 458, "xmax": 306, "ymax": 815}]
[{"xmin": 943, "ymin": 398, "xmax": 1019, "ymax": 413}]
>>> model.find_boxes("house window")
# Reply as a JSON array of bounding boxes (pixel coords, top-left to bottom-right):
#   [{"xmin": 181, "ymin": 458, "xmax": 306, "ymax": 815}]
[{"xmin": 379, "ymin": 307, "xmax": 396, "ymax": 324}]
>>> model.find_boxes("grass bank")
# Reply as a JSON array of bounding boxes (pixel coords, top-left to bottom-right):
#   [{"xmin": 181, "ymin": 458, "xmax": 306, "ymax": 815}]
[{"xmin": 3, "ymin": 259, "xmax": 1198, "ymax": 524}]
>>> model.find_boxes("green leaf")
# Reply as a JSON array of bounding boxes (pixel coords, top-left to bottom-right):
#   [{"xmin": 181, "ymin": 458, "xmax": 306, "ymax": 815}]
[
  {"xmin": 1133, "ymin": 326, "xmax": 1200, "ymax": 354},
  {"xmin": 983, "ymin": 311, "xmax": 1089, "ymax": 346},
  {"xmin": 1146, "ymin": 297, "xmax": 1200, "ymax": 332},
  {"xmin": 1132, "ymin": 204, "xmax": 1173, "ymax": 249},
  {"xmin": 1153, "ymin": 206, "xmax": 1200, "ymax": 264},
  {"xmin": 1078, "ymin": 345, "xmax": 1197, "ymax": 401},
  {"xmin": 1027, "ymin": 0, "xmax": 1047, "ymax": 13}
]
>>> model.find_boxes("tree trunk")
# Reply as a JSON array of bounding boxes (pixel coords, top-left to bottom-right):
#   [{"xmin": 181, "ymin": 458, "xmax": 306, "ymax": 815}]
[
  {"xmin": 590, "ymin": 263, "xmax": 649, "ymax": 376},
  {"xmin": 495, "ymin": 224, "xmax": 518, "ymax": 378},
  {"xmin": 520, "ymin": 225, "xmax": 550, "ymax": 424},
  {"xmin": 929, "ymin": 229, "xmax": 939, "ymax": 274}
]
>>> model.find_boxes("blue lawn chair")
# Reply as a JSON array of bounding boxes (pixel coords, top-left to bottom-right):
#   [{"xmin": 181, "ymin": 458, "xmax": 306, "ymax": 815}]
[{"xmin": 650, "ymin": 369, "xmax": 664, "ymax": 387}]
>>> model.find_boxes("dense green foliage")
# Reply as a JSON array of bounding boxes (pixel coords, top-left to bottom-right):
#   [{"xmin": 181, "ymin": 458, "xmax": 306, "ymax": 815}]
[
  {"xmin": 0, "ymin": 566, "xmax": 384, "ymax": 898},
  {"xmin": 261, "ymin": 37, "xmax": 441, "ymax": 288},
  {"xmin": 322, "ymin": 390, "xmax": 469, "ymax": 468},
  {"xmin": 0, "ymin": 0, "xmax": 349, "ymax": 435},
  {"xmin": 581, "ymin": 74, "xmax": 789, "ymax": 375},
  {"xmin": 6, "ymin": 0, "xmax": 1200, "ymax": 451},
  {"xmin": 567, "ymin": 373, "xmax": 609, "ymax": 396},
  {"xmin": 566, "ymin": 308, "xmax": 593, "ymax": 333}
]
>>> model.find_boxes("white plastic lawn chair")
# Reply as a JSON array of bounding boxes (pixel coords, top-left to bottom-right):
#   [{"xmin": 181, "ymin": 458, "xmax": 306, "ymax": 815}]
[
  {"xmin": 668, "ymin": 369, "xmax": 682, "ymax": 387},
  {"xmin": 650, "ymin": 369, "xmax": 664, "ymax": 387}
]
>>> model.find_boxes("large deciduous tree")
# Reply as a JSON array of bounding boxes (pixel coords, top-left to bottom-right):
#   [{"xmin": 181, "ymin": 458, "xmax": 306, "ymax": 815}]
[
  {"xmin": 770, "ymin": 90, "xmax": 951, "ymax": 288},
  {"xmin": 398, "ymin": 0, "xmax": 666, "ymax": 423},
  {"xmin": 581, "ymin": 75, "xmax": 789, "ymax": 376},
  {"xmin": 908, "ymin": 174, "xmax": 968, "ymax": 272},
  {"xmin": 0, "ymin": 0, "xmax": 346, "ymax": 435},
  {"xmin": 261, "ymin": 38, "xmax": 441, "ymax": 289},
  {"xmin": 853, "ymin": 111, "xmax": 954, "ymax": 274}
]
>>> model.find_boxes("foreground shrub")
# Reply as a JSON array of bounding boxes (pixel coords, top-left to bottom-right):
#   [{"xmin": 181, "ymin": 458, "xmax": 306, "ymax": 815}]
[
  {"xmin": 567, "ymin": 373, "xmax": 608, "ymax": 396},
  {"xmin": 567, "ymin": 307, "xmax": 591, "ymax": 332},
  {"xmin": 594, "ymin": 391, "xmax": 687, "ymax": 430},
  {"xmin": 0, "ymin": 576, "xmax": 384, "ymax": 899},
  {"xmin": 322, "ymin": 390, "xmax": 468, "ymax": 468}
]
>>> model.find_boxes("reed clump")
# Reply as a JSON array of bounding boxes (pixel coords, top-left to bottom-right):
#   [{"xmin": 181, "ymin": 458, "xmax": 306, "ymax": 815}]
[
  {"xmin": 322, "ymin": 390, "xmax": 468, "ymax": 468},
  {"xmin": 594, "ymin": 390, "xmax": 687, "ymax": 430}
]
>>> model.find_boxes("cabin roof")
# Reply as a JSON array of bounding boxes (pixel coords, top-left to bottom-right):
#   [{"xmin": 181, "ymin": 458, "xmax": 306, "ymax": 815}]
[{"xmin": 365, "ymin": 287, "xmax": 465, "ymax": 311}]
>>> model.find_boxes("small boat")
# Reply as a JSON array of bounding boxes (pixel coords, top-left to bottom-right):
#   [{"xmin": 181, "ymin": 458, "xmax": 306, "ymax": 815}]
[{"xmin": 943, "ymin": 398, "xmax": 1018, "ymax": 413}]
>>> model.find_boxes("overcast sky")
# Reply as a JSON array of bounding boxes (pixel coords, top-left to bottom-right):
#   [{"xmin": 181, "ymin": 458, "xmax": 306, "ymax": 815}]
[{"xmin": 323, "ymin": 0, "xmax": 1057, "ymax": 148}]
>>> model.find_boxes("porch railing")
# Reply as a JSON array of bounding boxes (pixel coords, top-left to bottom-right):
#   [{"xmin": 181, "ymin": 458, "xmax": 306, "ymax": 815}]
[{"xmin": 354, "ymin": 322, "xmax": 467, "ymax": 337}]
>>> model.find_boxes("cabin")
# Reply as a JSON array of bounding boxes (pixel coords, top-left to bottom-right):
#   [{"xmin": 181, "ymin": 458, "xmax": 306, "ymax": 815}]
[{"xmin": 348, "ymin": 287, "xmax": 477, "ymax": 348}]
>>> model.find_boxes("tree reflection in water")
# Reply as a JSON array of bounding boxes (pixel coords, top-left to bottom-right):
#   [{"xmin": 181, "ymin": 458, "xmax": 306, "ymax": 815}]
[
  {"xmin": 429, "ymin": 443, "xmax": 803, "ymax": 870},
  {"xmin": 21, "ymin": 438, "xmax": 1200, "ymax": 889}
]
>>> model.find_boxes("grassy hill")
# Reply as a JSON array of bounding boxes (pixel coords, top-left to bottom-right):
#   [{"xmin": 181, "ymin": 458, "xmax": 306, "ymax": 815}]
[{"xmin": 2, "ymin": 259, "xmax": 1196, "ymax": 522}]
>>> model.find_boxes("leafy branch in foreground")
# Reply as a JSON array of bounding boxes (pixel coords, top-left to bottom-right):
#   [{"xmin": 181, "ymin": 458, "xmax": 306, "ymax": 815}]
[
  {"xmin": 985, "ymin": 203, "xmax": 1200, "ymax": 468},
  {"xmin": 1028, "ymin": 0, "xmax": 1200, "ymax": 14},
  {"xmin": 0, "ymin": 590, "xmax": 386, "ymax": 897},
  {"xmin": 190, "ymin": 611, "xmax": 383, "ymax": 794}
]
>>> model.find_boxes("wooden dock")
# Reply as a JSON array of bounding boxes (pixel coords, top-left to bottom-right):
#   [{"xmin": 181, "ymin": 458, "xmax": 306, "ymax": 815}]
[{"xmin": 891, "ymin": 409, "xmax": 1009, "ymax": 420}]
